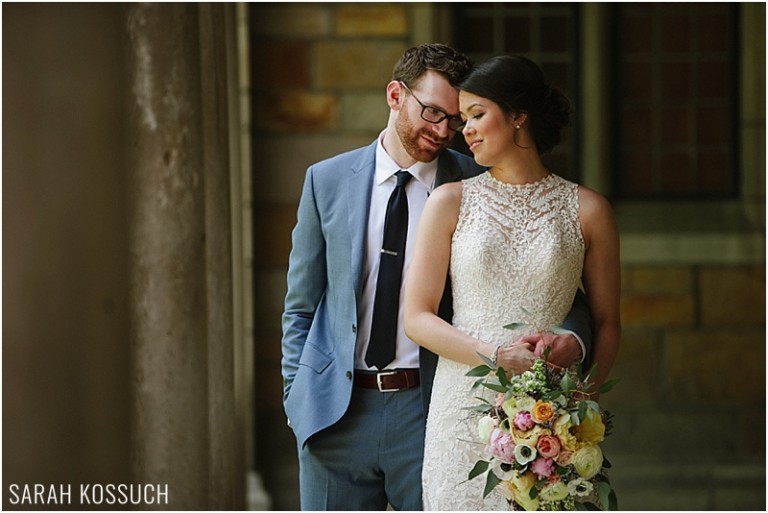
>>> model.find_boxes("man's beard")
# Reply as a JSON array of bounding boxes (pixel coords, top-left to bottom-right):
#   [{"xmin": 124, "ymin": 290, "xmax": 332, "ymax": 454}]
[{"xmin": 395, "ymin": 108, "xmax": 449, "ymax": 163}]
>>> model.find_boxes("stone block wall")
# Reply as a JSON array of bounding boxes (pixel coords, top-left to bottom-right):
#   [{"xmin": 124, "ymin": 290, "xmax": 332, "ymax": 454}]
[
  {"xmin": 603, "ymin": 265, "xmax": 765, "ymax": 509},
  {"xmin": 248, "ymin": 4, "xmax": 416, "ymax": 509}
]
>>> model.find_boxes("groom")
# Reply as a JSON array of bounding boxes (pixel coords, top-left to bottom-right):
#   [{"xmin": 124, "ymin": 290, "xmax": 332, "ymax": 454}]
[{"xmin": 281, "ymin": 43, "xmax": 592, "ymax": 510}]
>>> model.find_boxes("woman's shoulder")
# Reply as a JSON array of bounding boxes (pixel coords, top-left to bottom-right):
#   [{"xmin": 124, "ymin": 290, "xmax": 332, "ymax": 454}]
[
  {"xmin": 430, "ymin": 180, "xmax": 464, "ymax": 202},
  {"xmin": 576, "ymin": 184, "xmax": 618, "ymax": 241},
  {"xmin": 577, "ymin": 185, "xmax": 614, "ymax": 218}
]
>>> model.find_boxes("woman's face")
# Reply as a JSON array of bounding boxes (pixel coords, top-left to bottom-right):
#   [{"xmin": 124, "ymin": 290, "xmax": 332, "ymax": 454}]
[{"xmin": 459, "ymin": 90, "xmax": 516, "ymax": 168}]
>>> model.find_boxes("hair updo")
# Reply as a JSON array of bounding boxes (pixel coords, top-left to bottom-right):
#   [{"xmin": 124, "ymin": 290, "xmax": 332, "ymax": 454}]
[{"xmin": 459, "ymin": 55, "xmax": 572, "ymax": 155}]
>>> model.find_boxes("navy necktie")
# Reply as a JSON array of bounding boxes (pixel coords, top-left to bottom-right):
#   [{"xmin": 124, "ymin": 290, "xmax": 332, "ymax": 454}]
[{"xmin": 366, "ymin": 171, "xmax": 413, "ymax": 370}]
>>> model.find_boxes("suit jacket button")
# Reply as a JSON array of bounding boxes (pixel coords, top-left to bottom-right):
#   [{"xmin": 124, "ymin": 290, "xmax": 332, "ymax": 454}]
[
  {"xmin": 346, "ymin": 371, "xmax": 352, "ymax": 380},
  {"xmin": 352, "ymin": 324, "xmax": 357, "ymax": 334}
]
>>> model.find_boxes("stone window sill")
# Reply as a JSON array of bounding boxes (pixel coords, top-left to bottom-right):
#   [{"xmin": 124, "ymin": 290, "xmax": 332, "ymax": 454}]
[{"xmin": 615, "ymin": 201, "xmax": 765, "ymax": 264}]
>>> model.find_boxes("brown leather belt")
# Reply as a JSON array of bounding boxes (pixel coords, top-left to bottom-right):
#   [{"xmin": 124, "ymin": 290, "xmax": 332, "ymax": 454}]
[{"xmin": 354, "ymin": 369, "xmax": 420, "ymax": 392}]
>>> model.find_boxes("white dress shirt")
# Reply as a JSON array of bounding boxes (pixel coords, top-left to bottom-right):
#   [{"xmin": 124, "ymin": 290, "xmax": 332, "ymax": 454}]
[{"xmin": 355, "ymin": 132, "xmax": 438, "ymax": 371}]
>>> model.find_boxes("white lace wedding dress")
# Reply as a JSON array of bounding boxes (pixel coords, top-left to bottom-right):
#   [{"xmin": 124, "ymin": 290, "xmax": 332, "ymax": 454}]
[{"xmin": 422, "ymin": 171, "xmax": 585, "ymax": 510}]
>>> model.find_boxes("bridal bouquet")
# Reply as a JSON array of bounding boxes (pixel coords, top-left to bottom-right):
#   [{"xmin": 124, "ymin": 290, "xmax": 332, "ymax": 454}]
[{"xmin": 465, "ymin": 341, "xmax": 618, "ymax": 510}]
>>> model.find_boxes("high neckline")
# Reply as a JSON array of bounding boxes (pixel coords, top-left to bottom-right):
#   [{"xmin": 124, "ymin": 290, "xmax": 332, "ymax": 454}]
[{"xmin": 483, "ymin": 170, "xmax": 554, "ymax": 189}]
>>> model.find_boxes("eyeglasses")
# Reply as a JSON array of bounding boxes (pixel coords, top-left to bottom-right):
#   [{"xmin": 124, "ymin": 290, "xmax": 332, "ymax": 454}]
[{"xmin": 399, "ymin": 81, "xmax": 465, "ymax": 132}]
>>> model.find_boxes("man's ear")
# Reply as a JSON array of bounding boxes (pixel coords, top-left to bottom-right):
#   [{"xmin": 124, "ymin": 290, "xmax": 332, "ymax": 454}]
[{"xmin": 386, "ymin": 80, "xmax": 406, "ymax": 110}]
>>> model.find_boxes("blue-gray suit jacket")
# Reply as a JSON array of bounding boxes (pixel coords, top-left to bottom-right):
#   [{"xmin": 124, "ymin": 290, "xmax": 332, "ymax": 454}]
[{"xmin": 281, "ymin": 139, "xmax": 592, "ymax": 448}]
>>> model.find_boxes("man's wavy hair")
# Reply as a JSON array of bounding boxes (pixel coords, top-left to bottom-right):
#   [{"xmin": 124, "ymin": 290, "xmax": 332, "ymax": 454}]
[{"xmin": 392, "ymin": 43, "xmax": 473, "ymax": 88}]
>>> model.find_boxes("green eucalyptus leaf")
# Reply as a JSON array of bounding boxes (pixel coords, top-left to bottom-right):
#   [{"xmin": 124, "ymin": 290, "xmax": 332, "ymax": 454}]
[
  {"xmin": 482, "ymin": 382, "xmax": 508, "ymax": 393},
  {"xmin": 483, "ymin": 469, "xmax": 502, "ymax": 498},
  {"xmin": 477, "ymin": 352, "xmax": 496, "ymax": 368},
  {"xmin": 503, "ymin": 322, "xmax": 529, "ymax": 331},
  {"xmin": 560, "ymin": 371, "xmax": 576, "ymax": 392},
  {"xmin": 466, "ymin": 365, "xmax": 493, "ymax": 377},
  {"xmin": 578, "ymin": 400, "xmax": 588, "ymax": 422},
  {"xmin": 608, "ymin": 489, "xmax": 618, "ymax": 510},
  {"xmin": 570, "ymin": 411, "xmax": 581, "ymax": 426},
  {"xmin": 468, "ymin": 460, "xmax": 489, "ymax": 480},
  {"xmin": 549, "ymin": 325, "xmax": 573, "ymax": 335},
  {"xmin": 598, "ymin": 378, "xmax": 620, "ymax": 394},
  {"xmin": 586, "ymin": 400, "xmax": 601, "ymax": 413},
  {"xmin": 461, "ymin": 404, "xmax": 493, "ymax": 412},
  {"xmin": 598, "ymin": 482, "xmax": 616, "ymax": 511},
  {"xmin": 497, "ymin": 366, "xmax": 511, "ymax": 387}
]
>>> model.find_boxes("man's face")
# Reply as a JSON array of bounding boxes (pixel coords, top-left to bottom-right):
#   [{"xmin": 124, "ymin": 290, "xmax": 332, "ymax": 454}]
[{"xmin": 395, "ymin": 70, "xmax": 461, "ymax": 163}]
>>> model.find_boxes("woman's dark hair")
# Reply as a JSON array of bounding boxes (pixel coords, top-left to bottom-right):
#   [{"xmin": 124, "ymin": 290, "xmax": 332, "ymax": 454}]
[{"xmin": 460, "ymin": 55, "xmax": 572, "ymax": 155}]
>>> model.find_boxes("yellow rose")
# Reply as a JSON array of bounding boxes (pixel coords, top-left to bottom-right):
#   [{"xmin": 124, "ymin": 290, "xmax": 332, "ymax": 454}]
[
  {"xmin": 553, "ymin": 414, "xmax": 578, "ymax": 452},
  {"xmin": 574, "ymin": 407, "xmax": 605, "ymax": 444},
  {"xmin": 501, "ymin": 397, "xmax": 518, "ymax": 420},
  {"xmin": 511, "ymin": 424, "xmax": 550, "ymax": 446},
  {"xmin": 539, "ymin": 480, "xmax": 569, "ymax": 502},
  {"xmin": 573, "ymin": 445, "xmax": 603, "ymax": 479},
  {"xmin": 507, "ymin": 472, "xmax": 539, "ymax": 511},
  {"xmin": 532, "ymin": 400, "xmax": 556, "ymax": 424}
]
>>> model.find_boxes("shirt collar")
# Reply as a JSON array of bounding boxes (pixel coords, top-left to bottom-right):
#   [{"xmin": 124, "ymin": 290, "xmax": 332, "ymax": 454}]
[{"xmin": 375, "ymin": 131, "xmax": 438, "ymax": 191}]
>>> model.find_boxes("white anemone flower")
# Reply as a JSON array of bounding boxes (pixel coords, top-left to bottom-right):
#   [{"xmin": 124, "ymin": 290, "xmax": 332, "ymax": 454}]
[{"xmin": 513, "ymin": 443, "xmax": 537, "ymax": 465}]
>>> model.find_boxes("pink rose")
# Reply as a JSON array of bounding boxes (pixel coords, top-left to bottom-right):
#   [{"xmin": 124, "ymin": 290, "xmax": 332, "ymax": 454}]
[
  {"xmin": 531, "ymin": 457, "xmax": 555, "ymax": 478},
  {"xmin": 489, "ymin": 428, "xmax": 516, "ymax": 464},
  {"xmin": 514, "ymin": 411, "xmax": 535, "ymax": 431},
  {"xmin": 536, "ymin": 435, "xmax": 561, "ymax": 458}
]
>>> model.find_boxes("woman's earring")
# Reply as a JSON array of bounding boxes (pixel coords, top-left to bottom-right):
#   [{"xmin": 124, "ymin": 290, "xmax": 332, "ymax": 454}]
[{"xmin": 515, "ymin": 124, "xmax": 521, "ymax": 129}]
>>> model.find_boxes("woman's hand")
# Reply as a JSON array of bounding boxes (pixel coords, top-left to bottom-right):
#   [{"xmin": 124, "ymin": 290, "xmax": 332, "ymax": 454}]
[
  {"xmin": 516, "ymin": 332, "xmax": 582, "ymax": 368},
  {"xmin": 496, "ymin": 340, "xmax": 537, "ymax": 375}
]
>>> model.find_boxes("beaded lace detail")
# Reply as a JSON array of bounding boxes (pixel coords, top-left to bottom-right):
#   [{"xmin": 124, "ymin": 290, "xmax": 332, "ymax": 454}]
[{"xmin": 422, "ymin": 171, "xmax": 585, "ymax": 510}]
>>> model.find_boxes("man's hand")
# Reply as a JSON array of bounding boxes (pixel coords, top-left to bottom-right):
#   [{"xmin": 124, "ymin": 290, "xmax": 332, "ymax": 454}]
[{"xmin": 515, "ymin": 332, "xmax": 582, "ymax": 368}]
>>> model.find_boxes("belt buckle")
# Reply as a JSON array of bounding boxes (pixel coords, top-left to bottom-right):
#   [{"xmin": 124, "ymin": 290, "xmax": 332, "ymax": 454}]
[{"xmin": 376, "ymin": 370, "xmax": 400, "ymax": 392}]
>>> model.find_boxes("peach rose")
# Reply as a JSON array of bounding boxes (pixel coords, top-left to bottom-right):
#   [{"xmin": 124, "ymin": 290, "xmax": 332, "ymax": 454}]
[
  {"xmin": 536, "ymin": 434, "xmax": 561, "ymax": 458},
  {"xmin": 531, "ymin": 400, "xmax": 556, "ymax": 424}
]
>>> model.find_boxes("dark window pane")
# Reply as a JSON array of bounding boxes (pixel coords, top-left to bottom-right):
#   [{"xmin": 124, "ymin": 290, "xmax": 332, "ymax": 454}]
[
  {"xmin": 698, "ymin": 14, "xmax": 730, "ymax": 52},
  {"xmin": 697, "ymin": 61, "xmax": 729, "ymax": 98},
  {"xmin": 541, "ymin": 17, "xmax": 569, "ymax": 52},
  {"xmin": 503, "ymin": 17, "xmax": 531, "ymax": 53},
  {"xmin": 614, "ymin": 3, "xmax": 737, "ymax": 199},
  {"xmin": 661, "ymin": 15, "xmax": 691, "ymax": 52},
  {"xmin": 660, "ymin": 107, "xmax": 691, "ymax": 144},
  {"xmin": 459, "ymin": 16, "xmax": 495, "ymax": 53},
  {"xmin": 621, "ymin": 14, "xmax": 653, "ymax": 53},
  {"xmin": 623, "ymin": 62, "xmax": 654, "ymax": 100},
  {"xmin": 661, "ymin": 62, "xmax": 690, "ymax": 99},
  {"xmin": 659, "ymin": 152, "xmax": 692, "ymax": 193}
]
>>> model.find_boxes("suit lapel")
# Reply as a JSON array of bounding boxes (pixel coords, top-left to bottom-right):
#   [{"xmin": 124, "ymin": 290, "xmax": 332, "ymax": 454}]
[
  {"xmin": 435, "ymin": 150, "xmax": 464, "ymax": 186},
  {"xmin": 347, "ymin": 141, "xmax": 377, "ymax": 301}
]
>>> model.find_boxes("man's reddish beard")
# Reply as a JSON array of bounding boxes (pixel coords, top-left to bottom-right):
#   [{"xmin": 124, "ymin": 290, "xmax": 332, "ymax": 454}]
[{"xmin": 395, "ymin": 107, "xmax": 449, "ymax": 163}]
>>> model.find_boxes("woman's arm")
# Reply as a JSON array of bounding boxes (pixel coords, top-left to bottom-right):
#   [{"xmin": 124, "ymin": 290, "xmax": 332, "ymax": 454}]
[
  {"xmin": 404, "ymin": 183, "xmax": 536, "ymax": 373},
  {"xmin": 578, "ymin": 186, "xmax": 621, "ymax": 387}
]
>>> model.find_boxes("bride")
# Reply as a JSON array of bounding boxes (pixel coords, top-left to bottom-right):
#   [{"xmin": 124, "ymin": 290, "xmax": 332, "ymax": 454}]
[{"xmin": 404, "ymin": 55, "xmax": 620, "ymax": 510}]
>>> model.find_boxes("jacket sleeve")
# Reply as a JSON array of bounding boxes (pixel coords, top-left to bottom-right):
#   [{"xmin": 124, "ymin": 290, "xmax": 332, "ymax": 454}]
[
  {"xmin": 560, "ymin": 289, "xmax": 594, "ymax": 365},
  {"xmin": 281, "ymin": 166, "xmax": 328, "ymax": 402}
]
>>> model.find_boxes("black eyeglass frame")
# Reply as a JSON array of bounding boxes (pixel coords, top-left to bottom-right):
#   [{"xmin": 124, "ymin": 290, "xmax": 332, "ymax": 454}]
[{"xmin": 399, "ymin": 81, "xmax": 465, "ymax": 132}]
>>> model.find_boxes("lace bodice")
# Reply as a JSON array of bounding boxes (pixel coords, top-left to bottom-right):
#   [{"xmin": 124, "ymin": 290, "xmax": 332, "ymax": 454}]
[{"xmin": 422, "ymin": 172, "xmax": 585, "ymax": 511}]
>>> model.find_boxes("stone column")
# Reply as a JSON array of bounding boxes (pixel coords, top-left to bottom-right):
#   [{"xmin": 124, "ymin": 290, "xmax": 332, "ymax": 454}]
[
  {"xmin": 126, "ymin": 4, "xmax": 211, "ymax": 508},
  {"xmin": 198, "ymin": 3, "xmax": 243, "ymax": 509}
]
